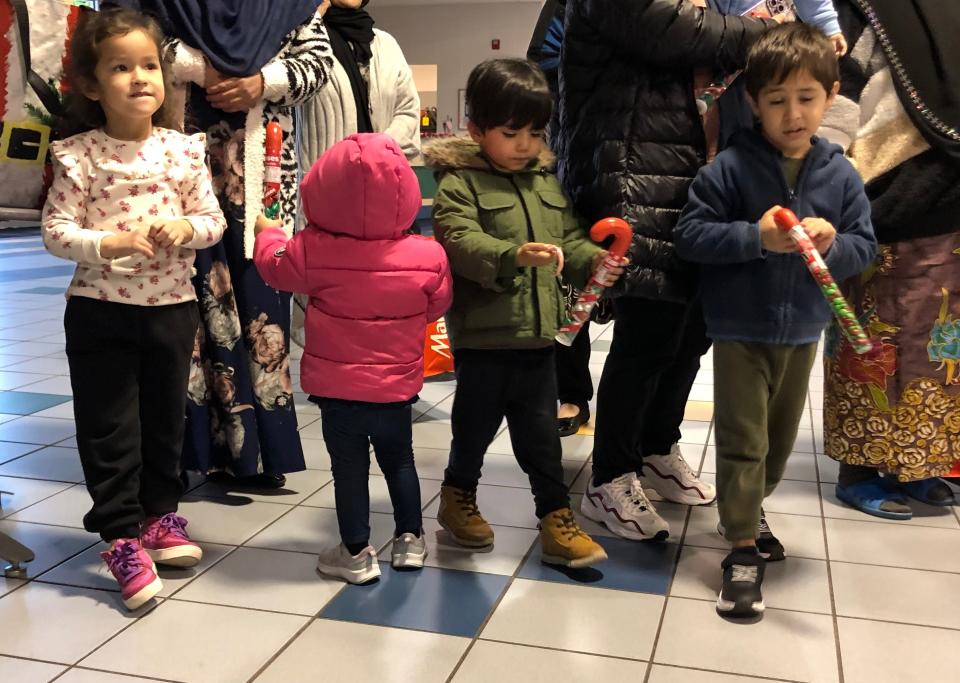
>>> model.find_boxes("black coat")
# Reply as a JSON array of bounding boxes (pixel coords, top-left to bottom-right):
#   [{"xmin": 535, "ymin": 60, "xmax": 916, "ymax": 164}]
[{"xmin": 555, "ymin": 0, "xmax": 771, "ymax": 303}]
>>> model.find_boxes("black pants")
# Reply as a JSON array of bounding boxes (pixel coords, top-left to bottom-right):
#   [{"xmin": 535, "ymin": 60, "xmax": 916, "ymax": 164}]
[
  {"xmin": 317, "ymin": 398, "xmax": 422, "ymax": 547},
  {"xmin": 556, "ymin": 320, "xmax": 593, "ymax": 410},
  {"xmin": 65, "ymin": 297, "xmax": 199, "ymax": 541},
  {"xmin": 444, "ymin": 347, "xmax": 569, "ymax": 518},
  {"xmin": 592, "ymin": 298, "xmax": 711, "ymax": 485}
]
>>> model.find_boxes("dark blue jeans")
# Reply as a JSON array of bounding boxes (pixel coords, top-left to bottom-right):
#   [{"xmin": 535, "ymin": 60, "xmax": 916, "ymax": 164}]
[{"xmin": 317, "ymin": 398, "xmax": 422, "ymax": 548}]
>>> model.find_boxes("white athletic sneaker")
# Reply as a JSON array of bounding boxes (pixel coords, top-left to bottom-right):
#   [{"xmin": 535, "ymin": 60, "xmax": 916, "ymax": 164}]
[
  {"xmin": 316, "ymin": 544, "xmax": 381, "ymax": 584},
  {"xmin": 640, "ymin": 444, "xmax": 717, "ymax": 506},
  {"xmin": 391, "ymin": 532, "xmax": 428, "ymax": 569},
  {"xmin": 580, "ymin": 472, "xmax": 670, "ymax": 541}
]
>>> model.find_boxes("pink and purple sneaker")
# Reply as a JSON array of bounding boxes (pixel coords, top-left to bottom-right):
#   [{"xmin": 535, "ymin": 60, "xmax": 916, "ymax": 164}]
[
  {"xmin": 140, "ymin": 513, "xmax": 203, "ymax": 568},
  {"xmin": 101, "ymin": 538, "xmax": 163, "ymax": 610}
]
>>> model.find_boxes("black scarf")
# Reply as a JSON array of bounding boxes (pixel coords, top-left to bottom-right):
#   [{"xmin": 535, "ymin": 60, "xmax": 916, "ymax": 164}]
[
  {"xmin": 854, "ymin": 0, "xmax": 960, "ymax": 162},
  {"xmin": 325, "ymin": 0, "xmax": 376, "ymax": 133},
  {"xmin": 107, "ymin": 0, "xmax": 322, "ymax": 76}
]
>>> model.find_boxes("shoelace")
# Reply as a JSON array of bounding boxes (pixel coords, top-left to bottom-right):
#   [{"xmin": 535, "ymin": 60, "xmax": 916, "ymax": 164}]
[
  {"xmin": 554, "ymin": 510, "xmax": 587, "ymax": 541},
  {"xmin": 730, "ymin": 565, "xmax": 759, "ymax": 583},
  {"xmin": 152, "ymin": 513, "xmax": 190, "ymax": 539},
  {"xmin": 456, "ymin": 490, "xmax": 482, "ymax": 519},
  {"xmin": 621, "ymin": 478, "xmax": 650, "ymax": 512},
  {"xmin": 104, "ymin": 541, "xmax": 146, "ymax": 583},
  {"xmin": 665, "ymin": 452, "xmax": 697, "ymax": 481}
]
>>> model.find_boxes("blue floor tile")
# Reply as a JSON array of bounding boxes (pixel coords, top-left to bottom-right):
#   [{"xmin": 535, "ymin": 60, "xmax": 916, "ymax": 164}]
[
  {"xmin": 517, "ymin": 535, "xmax": 680, "ymax": 595},
  {"xmin": 0, "ymin": 265, "xmax": 75, "ymax": 282},
  {"xmin": 0, "ymin": 391, "xmax": 72, "ymax": 415},
  {"xmin": 14, "ymin": 287, "xmax": 65, "ymax": 295},
  {"xmin": 320, "ymin": 563, "xmax": 509, "ymax": 637},
  {"xmin": 0, "ymin": 440, "xmax": 39, "ymax": 464}
]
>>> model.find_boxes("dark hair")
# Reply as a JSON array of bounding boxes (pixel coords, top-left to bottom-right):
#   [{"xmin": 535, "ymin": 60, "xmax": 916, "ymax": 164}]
[
  {"xmin": 465, "ymin": 59, "xmax": 552, "ymax": 132},
  {"xmin": 62, "ymin": 7, "xmax": 176, "ymax": 136},
  {"xmin": 744, "ymin": 23, "xmax": 839, "ymax": 100}
]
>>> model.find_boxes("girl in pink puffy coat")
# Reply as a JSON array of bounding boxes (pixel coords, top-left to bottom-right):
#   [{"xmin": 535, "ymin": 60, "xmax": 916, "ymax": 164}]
[{"xmin": 253, "ymin": 133, "xmax": 452, "ymax": 584}]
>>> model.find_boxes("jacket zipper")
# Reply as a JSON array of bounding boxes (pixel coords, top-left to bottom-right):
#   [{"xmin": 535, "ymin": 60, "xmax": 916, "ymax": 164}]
[
  {"xmin": 510, "ymin": 175, "xmax": 541, "ymax": 337},
  {"xmin": 774, "ymin": 150, "xmax": 817, "ymax": 342},
  {"xmin": 853, "ymin": 0, "xmax": 959, "ymax": 143}
]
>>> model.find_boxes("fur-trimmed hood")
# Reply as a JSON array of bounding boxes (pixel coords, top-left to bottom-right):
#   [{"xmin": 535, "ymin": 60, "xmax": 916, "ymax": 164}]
[{"xmin": 422, "ymin": 136, "xmax": 555, "ymax": 173}]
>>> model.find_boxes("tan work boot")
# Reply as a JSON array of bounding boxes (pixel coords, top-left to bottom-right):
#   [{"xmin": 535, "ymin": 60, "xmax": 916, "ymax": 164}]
[
  {"xmin": 539, "ymin": 508, "xmax": 608, "ymax": 568},
  {"xmin": 437, "ymin": 485, "xmax": 494, "ymax": 547}
]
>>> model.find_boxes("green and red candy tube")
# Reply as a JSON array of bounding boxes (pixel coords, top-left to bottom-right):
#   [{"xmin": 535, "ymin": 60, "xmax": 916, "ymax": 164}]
[
  {"xmin": 263, "ymin": 121, "xmax": 282, "ymax": 220},
  {"xmin": 773, "ymin": 208, "xmax": 873, "ymax": 355},
  {"xmin": 555, "ymin": 217, "xmax": 632, "ymax": 346}
]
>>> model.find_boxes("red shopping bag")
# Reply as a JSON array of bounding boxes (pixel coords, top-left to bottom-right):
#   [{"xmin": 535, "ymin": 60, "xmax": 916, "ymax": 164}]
[{"xmin": 424, "ymin": 317, "xmax": 453, "ymax": 378}]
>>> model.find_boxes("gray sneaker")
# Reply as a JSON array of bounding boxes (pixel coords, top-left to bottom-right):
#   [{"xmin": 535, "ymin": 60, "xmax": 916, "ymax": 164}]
[
  {"xmin": 316, "ymin": 544, "xmax": 380, "ymax": 584},
  {"xmin": 391, "ymin": 532, "xmax": 427, "ymax": 569}
]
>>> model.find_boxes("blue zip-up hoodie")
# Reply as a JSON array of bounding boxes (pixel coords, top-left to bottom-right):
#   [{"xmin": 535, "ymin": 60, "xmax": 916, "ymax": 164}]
[{"xmin": 675, "ymin": 129, "xmax": 877, "ymax": 345}]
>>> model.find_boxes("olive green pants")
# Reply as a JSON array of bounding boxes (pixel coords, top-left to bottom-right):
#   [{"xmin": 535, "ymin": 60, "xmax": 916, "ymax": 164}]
[{"xmin": 714, "ymin": 340, "xmax": 818, "ymax": 543}]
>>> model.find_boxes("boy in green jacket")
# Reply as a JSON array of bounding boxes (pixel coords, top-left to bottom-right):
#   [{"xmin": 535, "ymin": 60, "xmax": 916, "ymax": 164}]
[{"xmin": 426, "ymin": 59, "xmax": 625, "ymax": 567}]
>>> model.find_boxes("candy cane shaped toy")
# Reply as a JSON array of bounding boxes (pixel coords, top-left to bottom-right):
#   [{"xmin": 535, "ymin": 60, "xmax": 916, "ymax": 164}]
[
  {"xmin": 773, "ymin": 208, "xmax": 873, "ymax": 354},
  {"xmin": 263, "ymin": 121, "xmax": 282, "ymax": 220},
  {"xmin": 555, "ymin": 217, "xmax": 632, "ymax": 346}
]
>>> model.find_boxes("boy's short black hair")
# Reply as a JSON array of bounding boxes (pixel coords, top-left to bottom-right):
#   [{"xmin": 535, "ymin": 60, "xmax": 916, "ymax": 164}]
[
  {"xmin": 465, "ymin": 58, "xmax": 552, "ymax": 132},
  {"xmin": 744, "ymin": 23, "xmax": 839, "ymax": 100}
]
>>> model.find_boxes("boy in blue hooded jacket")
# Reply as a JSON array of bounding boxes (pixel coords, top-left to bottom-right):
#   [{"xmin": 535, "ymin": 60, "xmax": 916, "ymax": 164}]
[{"xmin": 675, "ymin": 22, "xmax": 876, "ymax": 619}]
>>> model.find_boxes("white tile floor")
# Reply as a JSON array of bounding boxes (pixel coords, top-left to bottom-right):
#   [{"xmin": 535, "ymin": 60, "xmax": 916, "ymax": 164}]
[{"xmin": 2, "ymin": 231, "xmax": 960, "ymax": 683}]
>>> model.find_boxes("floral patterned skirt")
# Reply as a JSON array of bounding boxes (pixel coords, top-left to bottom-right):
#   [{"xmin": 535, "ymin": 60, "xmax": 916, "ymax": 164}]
[
  {"xmin": 823, "ymin": 234, "xmax": 960, "ymax": 481},
  {"xmin": 182, "ymin": 209, "xmax": 305, "ymax": 477}
]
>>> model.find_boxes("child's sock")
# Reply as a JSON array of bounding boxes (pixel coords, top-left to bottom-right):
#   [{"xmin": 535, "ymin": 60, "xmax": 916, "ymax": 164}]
[
  {"xmin": 396, "ymin": 528, "xmax": 421, "ymax": 539},
  {"xmin": 345, "ymin": 540, "xmax": 369, "ymax": 556}
]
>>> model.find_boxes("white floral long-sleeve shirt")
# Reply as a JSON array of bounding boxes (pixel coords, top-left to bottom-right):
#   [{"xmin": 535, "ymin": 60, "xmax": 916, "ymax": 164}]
[{"xmin": 42, "ymin": 127, "xmax": 226, "ymax": 305}]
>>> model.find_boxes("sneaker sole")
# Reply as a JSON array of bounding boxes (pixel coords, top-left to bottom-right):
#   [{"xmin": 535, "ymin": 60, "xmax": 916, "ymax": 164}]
[
  {"xmin": 122, "ymin": 574, "xmax": 163, "ymax": 611},
  {"xmin": 580, "ymin": 494, "xmax": 670, "ymax": 542},
  {"xmin": 437, "ymin": 518, "xmax": 494, "ymax": 548},
  {"xmin": 541, "ymin": 547, "xmax": 608, "ymax": 568},
  {"xmin": 392, "ymin": 547, "xmax": 428, "ymax": 569},
  {"xmin": 316, "ymin": 562, "xmax": 381, "ymax": 585},
  {"xmin": 145, "ymin": 545, "xmax": 203, "ymax": 568},
  {"xmin": 716, "ymin": 595, "xmax": 765, "ymax": 618},
  {"xmin": 638, "ymin": 476, "xmax": 716, "ymax": 506}
]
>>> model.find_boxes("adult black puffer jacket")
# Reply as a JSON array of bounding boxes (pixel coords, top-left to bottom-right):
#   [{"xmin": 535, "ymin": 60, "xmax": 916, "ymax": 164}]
[{"xmin": 555, "ymin": 0, "xmax": 772, "ymax": 303}]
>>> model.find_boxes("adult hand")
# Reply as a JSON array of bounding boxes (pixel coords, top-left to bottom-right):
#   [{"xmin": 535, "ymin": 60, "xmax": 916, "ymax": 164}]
[
  {"xmin": 100, "ymin": 230, "xmax": 156, "ymax": 260},
  {"xmin": 206, "ymin": 72, "xmax": 265, "ymax": 112},
  {"xmin": 801, "ymin": 217, "xmax": 837, "ymax": 255},
  {"xmin": 759, "ymin": 205, "xmax": 796, "ymax": 253},
  {"xmin": 149, "ymin": 219, "xmax": 195, "ymax": 249},
  {"xmin": 593, "ymin": 252, "xmax": 629, "ymax": 286},
  {"xmin": 255, "ymin": 214, "xmax": 283, "ymax": 236},
  {"xmin": 516, "ymin": 242, "xmax": 558, "ymax": 268}
]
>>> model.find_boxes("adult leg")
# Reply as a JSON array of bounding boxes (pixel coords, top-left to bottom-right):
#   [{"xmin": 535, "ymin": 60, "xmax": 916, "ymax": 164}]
[{"xmin": 592, "ymin": 298, "xmax": 689, "ymax": 485}]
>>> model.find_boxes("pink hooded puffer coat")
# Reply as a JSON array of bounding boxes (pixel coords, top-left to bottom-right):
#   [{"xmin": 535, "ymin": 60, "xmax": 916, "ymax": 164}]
[{"xmin": 254, "ymin": 133, "xmax": 452, "ymax": 403}]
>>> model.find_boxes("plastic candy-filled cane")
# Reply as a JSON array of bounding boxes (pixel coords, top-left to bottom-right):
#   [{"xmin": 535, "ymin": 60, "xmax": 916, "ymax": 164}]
[
  {"xmin": 263, "ymin": 121, "xmax": 282, "ymax": 220},
  {"xmin": 773, "ymin": 208, "xmax": 874, "ymax": 355},
  {"xmin": 555, "ymin": 217, "xmax": 632, "ymax": 346}
]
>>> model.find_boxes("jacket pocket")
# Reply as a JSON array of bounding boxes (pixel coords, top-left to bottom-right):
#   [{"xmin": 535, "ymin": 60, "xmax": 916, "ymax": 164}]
[
  {"xmin": 536, "ymin": 189, "xmax": 569, "ymax": 239},
  {"xmin": 477, "ymin": 192, "xmax": 520, "ymax": 240}
]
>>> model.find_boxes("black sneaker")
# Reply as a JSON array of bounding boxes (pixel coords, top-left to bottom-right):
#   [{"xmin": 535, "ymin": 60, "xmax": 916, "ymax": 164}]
[
  {"xmin": 717, "ymin": 547, "xmax": 765, "ymax": 618},
  {"xmin": 756, "ymin": 509, "xmax": 785, "ymax": 562}
]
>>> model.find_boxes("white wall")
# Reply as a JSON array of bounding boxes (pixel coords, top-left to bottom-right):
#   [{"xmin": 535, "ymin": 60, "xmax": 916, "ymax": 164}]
[{"xmin": 370, "ymin": 2, "xmax": 543, "ymax": 130}]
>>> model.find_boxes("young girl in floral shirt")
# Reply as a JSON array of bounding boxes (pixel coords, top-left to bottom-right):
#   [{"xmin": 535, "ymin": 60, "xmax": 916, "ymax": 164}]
[{"xmin": 41, "ymin": 7, "xmax": 225, "ymax": 610}]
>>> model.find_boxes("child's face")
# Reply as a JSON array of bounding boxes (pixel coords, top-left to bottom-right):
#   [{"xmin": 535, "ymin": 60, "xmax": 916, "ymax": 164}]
[
  {"xmin": 85, "ymin": 29, "xmax": 165, "ymax": 137},
  {"xmin": 469, "ymin": 122, "xmax": 544, "ymax": 172},
  {"xmin": 748, "ymin": 69, "xmax": 839, "ymax": 159}
]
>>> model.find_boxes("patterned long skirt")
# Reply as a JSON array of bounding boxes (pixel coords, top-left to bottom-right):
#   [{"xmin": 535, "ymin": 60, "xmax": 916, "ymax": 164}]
[
  {"xmin": 823, "ymin": 234, "xmax": 960, "ymax": 481},
  {"xmin": 181, "ymin": 105, "xmax": 304, "ymax": 477}
]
